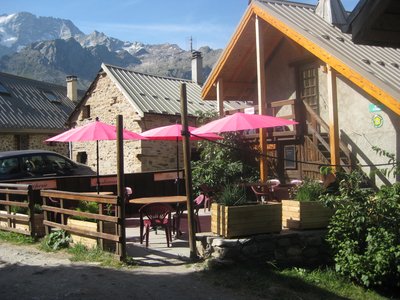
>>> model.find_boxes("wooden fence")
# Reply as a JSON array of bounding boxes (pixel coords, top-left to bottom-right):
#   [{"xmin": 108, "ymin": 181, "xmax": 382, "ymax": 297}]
[
  {"xmin": 0, "ymin": 183, "xmax": 42, "ymax": 237},
  {"xmin": 40, "ymin": 190, "xmax": 125, "ymax": 259}
]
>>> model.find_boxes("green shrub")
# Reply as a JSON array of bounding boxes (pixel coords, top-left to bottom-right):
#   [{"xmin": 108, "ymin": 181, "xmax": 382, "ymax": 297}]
[
  {"xmin": 42, "ymin": 230, "xmax": 71, "ymax": 251},
  {"xmin": 71, "ymin": 200, "xmax": 99, "ymax": 221},
  {"xmin": 217, "ymin": 184, "xmax": 247, "ymax": 206},
  {"xmin": 322, "ymin": 170, "xmax": 400, "ymax": 288},
  {"xmin": 290, "ymin": 178, "xmax": 324, "ymax": 201},
  {"xmin": 10, "ymin": 202, "xmax": 42, "ymax": 214},
  {"xmin": 192, "ymin": 122, "xmax": 260, "ymax": 195}
]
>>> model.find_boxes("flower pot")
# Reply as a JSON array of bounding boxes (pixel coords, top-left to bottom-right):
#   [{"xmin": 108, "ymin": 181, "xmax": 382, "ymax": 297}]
[
  {"xmin": 67, "ymin": 218, "xmax": 98, "ymax": 248},
  {"xmin": 211, "ymin": 202, "xmax": 282, "ymax": 238},
  {"xmin": 66, "ymin": 218, "xmax": 116, "ymax": 251},
  {"xmin": 282, "ymin": 200, "xmax": 334, "ymax": 230}
]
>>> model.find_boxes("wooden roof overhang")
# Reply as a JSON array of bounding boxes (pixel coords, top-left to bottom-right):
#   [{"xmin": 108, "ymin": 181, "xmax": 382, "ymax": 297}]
[
  {"xmin": 346, "ymin": 0, "xmax": 400, "ymax": 48},
  {"xmin": 201, "ymin": 4, "xmax": 284, "ymax": 102},
  {"xmin": 202, "ymin": 1, "xmax": 400, "ymax": 116}
]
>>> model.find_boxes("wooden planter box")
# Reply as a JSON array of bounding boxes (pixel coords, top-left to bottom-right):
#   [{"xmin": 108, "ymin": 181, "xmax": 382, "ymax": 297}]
[
  {"xmin": 0, "ymin": 211, "xmax": 45, "ymax": 236},
  {"xmin": 282, "ymin": 200, "xmax": 334, "ymax": 230},
  {"xmin": 211, "ymin": 202, "xmax": 282, "ymax": 238},
  {"xmin": 67, "ymin": 218, "xmax": 116, "ymax": 251}
]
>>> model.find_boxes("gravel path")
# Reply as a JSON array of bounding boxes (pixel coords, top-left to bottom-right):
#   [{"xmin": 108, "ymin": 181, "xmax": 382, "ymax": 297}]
[{"xmin": 0, "ymin": 242, "xmax": 261, "ymax": 300}]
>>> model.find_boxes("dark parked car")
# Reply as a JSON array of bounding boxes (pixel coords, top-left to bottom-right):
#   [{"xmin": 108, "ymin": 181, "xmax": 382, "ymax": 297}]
[{"xmin": 0, "ymin": 150, "xmax": 95, "ymax": 181}]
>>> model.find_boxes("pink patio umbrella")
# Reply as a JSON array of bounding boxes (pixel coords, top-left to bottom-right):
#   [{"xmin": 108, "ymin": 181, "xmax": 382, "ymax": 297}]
[
  {"xmin": 45, "ymin": 117, "xmax": 145, "ymax": 192},
  {"xmin": 141, "ymin": 123, "xmax": 222, "ymax": 194},
  {"xmin": 191, "ymin": 112, "xmax": 298, "ymax": 135},
  {"xmin": 192, "ymin": 112, "xmax": 299, "ymax": 184}
]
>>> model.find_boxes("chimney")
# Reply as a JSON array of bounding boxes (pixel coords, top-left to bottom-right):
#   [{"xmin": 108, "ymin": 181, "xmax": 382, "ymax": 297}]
[
  {"xmin": 315, "ymin": 0, "xmax": 347, "ymax": 27},
  {"xmin": 191, "ymin": 51, "xmax": 203, "ymax": 85},
  {"xmin": 66, "ymin": 75, "xmax": 78, "ymax": 102}
]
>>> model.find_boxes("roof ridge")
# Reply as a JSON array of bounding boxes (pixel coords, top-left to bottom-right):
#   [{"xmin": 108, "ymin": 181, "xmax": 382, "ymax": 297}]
[
  {"xmin": 102, "ymin": 63, "xmax": 194, "ymax": 84},
  {"xmin": 256, "ymin": 0, "xmax": 316, "ymax": 9}
]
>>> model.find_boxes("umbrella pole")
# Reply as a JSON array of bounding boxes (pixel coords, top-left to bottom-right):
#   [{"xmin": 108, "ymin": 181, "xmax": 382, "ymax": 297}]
[
  {"xmin": 176, "ymin": 137, "xmax": 179, "ymax": 195},
  {"xmin": 96, "ymin": 140, "xmax": 100, "ymax": 194}
]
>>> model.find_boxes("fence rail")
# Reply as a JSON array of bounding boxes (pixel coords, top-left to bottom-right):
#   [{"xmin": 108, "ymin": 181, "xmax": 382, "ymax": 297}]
[
  {"xmin": 0, "ymin": 183, "xmax": 40, "ymax": 237},
  {"xmin": 40, "ymin": 190, "xmax": 125, "ymax": 259}
]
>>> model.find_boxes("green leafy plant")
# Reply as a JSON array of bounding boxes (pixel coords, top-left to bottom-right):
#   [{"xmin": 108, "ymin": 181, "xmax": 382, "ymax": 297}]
[
  {"xmin": 216, "ymin": 184, "xmax": 247, "ymax": 206},
  {"xmin": 372, "ymin": 146, "xmax": 399, "ymax": 178},
  {"xmin": 289, "ymin": 178, "xmax": 324, "ymax": 202},
  {"xmin": 192, "ymin": 133, "xmax": 260, "ymax": 195},
  {"xmin": 72, "ymin": 200, "xmax": 100, "ymax": 221},
  {"xmin": 0, "ymin": 230, "xmax": 36, "ymax": 244},
  {"xmin": 191, "ymin": 109, "xmax": 261, "ymax": 195},
  {"xmin": 42, "ymin": 230, "xmax": 71, "ymax": 251},
  {"xmin": 10, "ymin": 202, "xmax": 42, "ymax": 214},
  {"xmin": 322, "ymin": 170, "xmax": 400, "ymax": 288}
]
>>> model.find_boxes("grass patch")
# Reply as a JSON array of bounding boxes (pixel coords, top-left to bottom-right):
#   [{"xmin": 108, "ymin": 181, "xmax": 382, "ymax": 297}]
[
  {"xmin": 0, "ymin": 230, "xmax": 36, "ymax": 244},
  {"xmin": 200, "ymin": 261, "xmax": 389, "ymax": 300},
  {"xmin": 67, "ymin": 243, "xmax": 137, "ymax": 269},
  {"xmin": 1, "ymin": 230, "xmax": 136, "ymax": 269}
]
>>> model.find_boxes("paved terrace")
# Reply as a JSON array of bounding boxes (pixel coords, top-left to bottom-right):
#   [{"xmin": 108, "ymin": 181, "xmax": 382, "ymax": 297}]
[{"xmin": 125, "ymin": 209, "xmax": 211, "ymax": 265}]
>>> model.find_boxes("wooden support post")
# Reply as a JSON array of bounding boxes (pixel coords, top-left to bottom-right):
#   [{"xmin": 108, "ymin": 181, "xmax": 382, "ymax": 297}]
[
  {"xmin": 27, "ymin": 185, "xmax": 35, "ymax": 238},
  {"xmin": 327, "ymin": 65, "xmax": 340, "ymax": 170},
  {"xmin": 180, "ymin": 83, "xmax": 198, "ymax": 260},
  {"xmin": 216, "ymin": 78, "xmax": 225, "ymax": 116},
  {"xmin": 256, "ymin": 15, "xmax": 268, "ymax": 182},
  {"xmin": 116, "ymin": 114, "xmax": 126, "ymax": 261}
]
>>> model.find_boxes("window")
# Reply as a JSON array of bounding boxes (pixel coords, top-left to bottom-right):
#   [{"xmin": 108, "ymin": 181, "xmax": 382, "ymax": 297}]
[
  {"xmin": 22, "ymin": 155, "xmax": 43, "ymax": 175},
  {"xmin": 284, "ymin": 145, "xmax": 296, "ymax": 169},
  {"xmin": 82, "ymin": 105, "xmax": 91, "ymax": 119},
  {"xmin": 299, "ymin": 64, "xmax": 319, "ymax": 113},
  {"xmin": 0, "ymin": 157, "xmax": 19, "ymax": 176},
  {"xmin": 77, "ymin": 151, "xmax": 88, "ymax": 164},
  {"xmin": 15, "ymin": 135, "xmax": 29, "ymax": 150},
  {"xmin": 43, "ymin": 91, "xmax": 60, "ymax": 103},
  {"xmin": 0, "ymin": 81, "xmax": 10, "ymax": 95},
  {"xmin": 45, "ymin": 154, "xmax": 74, "ymax": 175}
]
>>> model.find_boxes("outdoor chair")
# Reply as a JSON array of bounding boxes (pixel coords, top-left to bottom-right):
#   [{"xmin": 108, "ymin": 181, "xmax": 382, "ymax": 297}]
[
  {"xmin": 172, "ymin": 195, "xmax": 202, "ymax": 237},
  {"xmin": 139, "ymin": 202, "xmax": 173, "ymax": 248},
  {"xmin": 251, "ymin": 179, "xmax": 281, "ymax": 202},
  {"xmin": 199, "ymin": 184, "xmax": 214, "ymax": 212}
]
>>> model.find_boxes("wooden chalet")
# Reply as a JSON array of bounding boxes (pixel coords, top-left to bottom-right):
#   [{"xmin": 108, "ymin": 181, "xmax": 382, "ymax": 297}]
[{"xmin": 202, "ymin": 0, "xmax": 400, "ymax": 185}]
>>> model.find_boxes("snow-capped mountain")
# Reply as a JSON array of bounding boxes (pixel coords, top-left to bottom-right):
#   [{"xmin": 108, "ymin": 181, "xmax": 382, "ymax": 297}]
[
  {"xmin": 0, "ymin": 12, "xmax": 82, "ymax": 50},
  {"xmin": 0, "ymin": 12, "xmax": 222, "ymax": 89}
]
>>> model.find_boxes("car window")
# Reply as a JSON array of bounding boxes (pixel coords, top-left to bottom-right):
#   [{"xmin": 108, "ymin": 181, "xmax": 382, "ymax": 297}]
[
  {"xmin": 44, "ymin": 154, "xmax": 75, "ymax": 175},
  {"xmin": 0, "ymin": 157, "xmax": 19, "ymax": 175},
  {"xmin": 21, "ymin": 154, "xmax": 46, "ymax": 175}
]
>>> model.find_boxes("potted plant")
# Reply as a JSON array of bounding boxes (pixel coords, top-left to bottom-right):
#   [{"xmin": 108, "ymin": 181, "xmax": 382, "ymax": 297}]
[
  {"xmin": 282, "ymin": 178, "xmax": 334, "ymax": 229},
  {"xmin": 211, "ymin": 184, "xmax": 282, "ymax": 238}
]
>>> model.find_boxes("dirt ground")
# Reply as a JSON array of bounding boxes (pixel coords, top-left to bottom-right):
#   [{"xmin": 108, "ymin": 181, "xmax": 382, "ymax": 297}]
[{"xmin": 0, "ymin": 242, "xmax": 263, "ymax": 300}]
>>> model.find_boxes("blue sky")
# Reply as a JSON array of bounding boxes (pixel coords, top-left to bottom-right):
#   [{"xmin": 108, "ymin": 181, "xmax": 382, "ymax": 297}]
[{"xmin": 2, "ymin": 0, "xmax": 359, "ymax": 50}]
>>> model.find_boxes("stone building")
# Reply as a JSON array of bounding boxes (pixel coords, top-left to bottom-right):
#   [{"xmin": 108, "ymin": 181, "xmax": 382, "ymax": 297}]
[
  {"xmin": 66, "ymin": 60, "xmax": 247, "ymax": 175},
  {"xmin": 202, "ymin": 0, "xmax": 399, "ymax": 186},
  {"xmin": 0, "ymin": 72, "xmax": 79, "ymax": 156}
]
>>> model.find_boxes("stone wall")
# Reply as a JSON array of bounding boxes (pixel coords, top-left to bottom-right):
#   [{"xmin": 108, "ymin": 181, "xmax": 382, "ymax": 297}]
[
  {"xmin": 0, "ymin": 135, "xmax": 16, "ymax": 151},
  {"xmin": 70, "ymin": 74, "xmax": 199, "ymax": 175},
  {"xmin": 0, "ymin": 133, "xmax": 68, "ymax": 156},
  {"xmin": 196, "ymin": 230, "xmax": 332, "ymax": 267}
]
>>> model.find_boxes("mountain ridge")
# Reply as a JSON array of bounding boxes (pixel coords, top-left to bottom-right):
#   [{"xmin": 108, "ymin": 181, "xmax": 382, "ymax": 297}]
[{"xmin": 0, "ymin": 12, "xmax": 221, "ymax": 89}]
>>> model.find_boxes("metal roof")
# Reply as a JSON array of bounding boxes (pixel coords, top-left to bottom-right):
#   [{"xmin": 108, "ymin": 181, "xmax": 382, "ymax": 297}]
[
  {"xmin": 255, "ymin": 0, "xmax": 400, "ymax": 106},
  {"xmin": 0, "ymin": 72, "xmax": 76, "ymax": 132},
  {"xmin": 103, "ymin": 64, "xmax": 248, "ymax": 117},
  {"xmin": 345, "ymin": 0, "xmax": 400, "ymax": 47}
]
